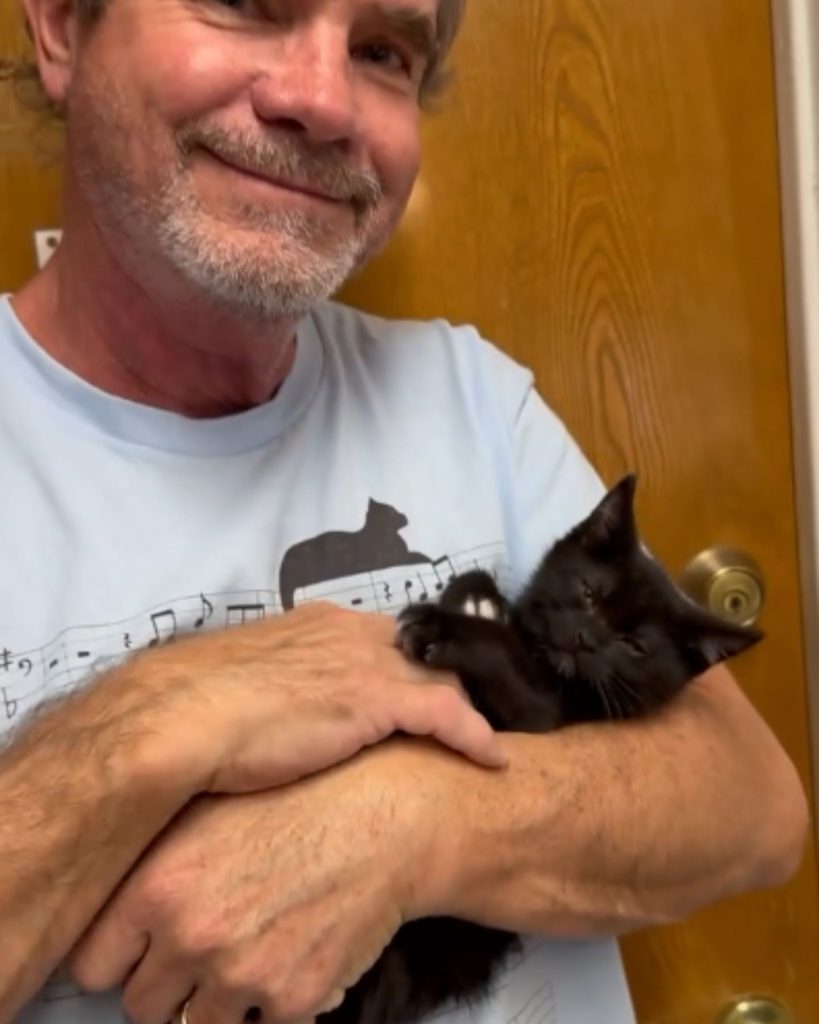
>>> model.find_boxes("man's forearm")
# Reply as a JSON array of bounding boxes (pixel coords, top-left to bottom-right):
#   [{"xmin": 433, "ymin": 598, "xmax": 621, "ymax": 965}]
[
  {"xmin": 419, "ymin": 665, "xmax": 808, "ymax": 937},
  {"xmin": 0, "ymin": 667, "xmax": 197, "ymax": 1022}
]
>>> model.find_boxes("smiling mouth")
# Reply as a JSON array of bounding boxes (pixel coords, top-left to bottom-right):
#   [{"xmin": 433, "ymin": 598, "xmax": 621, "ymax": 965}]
[{"xmin": 204, "ymin": 149, "xmax": 345, "ymax": 205}]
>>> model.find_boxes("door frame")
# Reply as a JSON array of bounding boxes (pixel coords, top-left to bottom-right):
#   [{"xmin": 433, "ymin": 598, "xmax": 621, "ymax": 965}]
[{"xmin": 772, "ymin": 0, "xmax": 819, "ymax": 820}]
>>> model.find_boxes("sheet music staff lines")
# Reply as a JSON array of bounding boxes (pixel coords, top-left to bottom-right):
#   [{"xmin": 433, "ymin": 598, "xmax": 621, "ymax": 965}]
[{"xmin": 1, "ymin": 543, "xmax": 511, "ymax": 725}]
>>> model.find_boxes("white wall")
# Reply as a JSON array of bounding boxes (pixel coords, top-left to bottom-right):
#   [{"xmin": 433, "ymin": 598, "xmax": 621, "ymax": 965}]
[{"xmin": 772, "ymin": 0, "xmax": 819, "ymax": 795}]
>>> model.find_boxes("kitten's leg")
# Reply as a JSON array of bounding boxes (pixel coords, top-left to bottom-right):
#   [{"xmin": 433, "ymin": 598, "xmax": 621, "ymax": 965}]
[{"xmin": 398, "ymin": 605, "xmax": 560, "ymax": 732}]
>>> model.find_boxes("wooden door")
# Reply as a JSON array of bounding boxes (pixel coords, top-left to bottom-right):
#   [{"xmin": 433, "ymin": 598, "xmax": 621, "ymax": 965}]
[
  {"xmin": 2, "ymin": 0, "xmax": 817, "ymax": 1021},
  {"xmin": 0, "ymin": 3, "xmax": 62, "ymax": 288}
]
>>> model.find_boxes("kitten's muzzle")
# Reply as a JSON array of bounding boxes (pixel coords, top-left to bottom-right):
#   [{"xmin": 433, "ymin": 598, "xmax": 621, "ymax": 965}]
[
  {"xmin": 573, "ymin": 631, "xmax": 595, "ymax": 653},
  {"xmin": 551, "ymin": 629, "xmax": 595, "ymax": 654}
]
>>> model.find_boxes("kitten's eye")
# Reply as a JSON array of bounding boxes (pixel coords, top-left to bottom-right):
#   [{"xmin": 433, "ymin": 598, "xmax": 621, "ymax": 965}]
[
  {"xmin": 622, "ymin": 637, "xmax": 648, "ymax": 657},
  {"xmin": 581, "ymin": 582, "xmax": 596, "ymax": 608}
]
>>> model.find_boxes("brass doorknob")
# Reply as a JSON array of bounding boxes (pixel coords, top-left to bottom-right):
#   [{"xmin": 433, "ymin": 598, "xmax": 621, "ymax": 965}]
[
  {"xmin": 679, "ymin": 546, "xmax": 765, "ymax": 627},
  {"xmin": 715, "ymin": 995, "xmax": 795, "ymax": 1023}
]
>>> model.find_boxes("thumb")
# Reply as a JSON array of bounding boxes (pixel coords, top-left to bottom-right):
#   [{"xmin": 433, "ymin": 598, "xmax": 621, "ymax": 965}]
[{"xmin": 392, "ymin": 685, "xmax": 508, "ymax": 768}]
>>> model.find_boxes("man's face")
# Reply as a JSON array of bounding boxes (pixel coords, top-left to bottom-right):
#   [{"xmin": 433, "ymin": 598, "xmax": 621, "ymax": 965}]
[{"xmin": 63, "ymin": 0, "xmax": 437, "ymax": 317}]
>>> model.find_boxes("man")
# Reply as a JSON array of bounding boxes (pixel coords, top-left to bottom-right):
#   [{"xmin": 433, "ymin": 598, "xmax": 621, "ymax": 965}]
[{"xmin": 0, "ymin": 1, "xmax": 808, "ymax": 1023}]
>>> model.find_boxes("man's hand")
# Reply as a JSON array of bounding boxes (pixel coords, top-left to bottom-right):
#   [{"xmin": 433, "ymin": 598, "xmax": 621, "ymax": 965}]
[
  {"xmin": 130, "ymin": 600, "xmax": 507, "ymax": 794},
  {"xmin": 70, "ymin": 743, "xmax": 443, "ymax": 1024},
  {"xmin": 0, "ymin": 601, "xmax": 505, "ymax": 1022}
]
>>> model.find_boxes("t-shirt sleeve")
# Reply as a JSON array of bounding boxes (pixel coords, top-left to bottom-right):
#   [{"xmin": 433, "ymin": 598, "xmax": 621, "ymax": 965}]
[
  {"xmin": 392, "ymin": 315, "xmax": 607, "ymax": 593},
  {"xmin": 507, "ymin": 378, "xmax": 606, "ymax": 587}
]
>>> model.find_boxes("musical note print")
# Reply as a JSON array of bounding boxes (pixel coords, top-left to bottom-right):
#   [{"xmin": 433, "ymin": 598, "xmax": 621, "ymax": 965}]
[
  {"xmin": 2, "ymin": 687, "xmax": 18, "ymax": 721},
  {"xmin": 0, "ymin": 543, "xmax": 510, "ymax": 735},
  {"xmin": 0, "ymin": 589, "xmax": 280, "ymax": 727},
  {"xmin": 431, "ymin": 555, "xmax": 457, "ymax": 593},
  {"xmin": 226, "ymin": 603, "xmax": 266, "ymax": 627},
  {"xmin": 194, "ymin": 593, "xmax": 214, "ymax": 630},
  {"xmin": 414, "ymin": 572, "xmax": 430, "ymax": 601},
  {"xmin": 0, "ymin": 648, "xmax": 33, "ymax": 677},
  {"xmin": 293, "ymin": 542, "xmax": 510, "ymax": 614},
  {"xmin": 149, "ymin": 609, "xmax": 178, "ymax": 647}
]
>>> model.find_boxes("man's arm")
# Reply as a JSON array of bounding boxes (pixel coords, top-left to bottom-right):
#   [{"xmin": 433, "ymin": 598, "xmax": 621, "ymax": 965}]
[
  {"xmin": 0, "ymin": 669, "xmax": 197, "ymax": 1022},
  {"xmin": 68, "ymin": 662, "xmax": 807, "ymax": 1024},
  {"xmin": 420, "ymin": 664, "xmax": 809, "ymax": 935},
  {"xmin": 0, "ymin": 604, "xmax": 503, "ymax": 1023}
]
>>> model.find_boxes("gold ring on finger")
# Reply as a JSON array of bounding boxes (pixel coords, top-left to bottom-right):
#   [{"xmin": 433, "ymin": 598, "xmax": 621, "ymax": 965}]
[{"xmin": 173, "ymin": 997, "xmax": 193, "ymax": 1024}]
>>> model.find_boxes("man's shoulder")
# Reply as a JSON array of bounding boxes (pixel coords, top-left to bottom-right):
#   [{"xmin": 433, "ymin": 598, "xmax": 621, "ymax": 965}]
[
  {"xmin": 311, "ymin": 299, "xmax": 534, "ymax": 406},
  {"xmin": 314, "ymin": 297, "xmax": 469, "ymax": 338}
]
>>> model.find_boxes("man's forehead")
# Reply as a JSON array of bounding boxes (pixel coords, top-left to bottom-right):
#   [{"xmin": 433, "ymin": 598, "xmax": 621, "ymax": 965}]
[
  {"xmin": 112, "ymin": 0, "xmax": 440, "ymax": 22},
  {"xmin": 98, "ymin": 0, "xmax": 443, "ymax": 70},
  {"xmin": 251, "ymin": 0, "xmax": 440, "ymax": 20},
  {"xmin": 356, "ymin": 0, "xmax": 439, "ymax": 28}
]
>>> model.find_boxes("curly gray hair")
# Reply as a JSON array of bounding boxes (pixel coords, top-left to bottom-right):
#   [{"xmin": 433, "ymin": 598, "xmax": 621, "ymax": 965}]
[{"xmin": 1, "ymin": 0, "xmax": 466, "ymax": 119}]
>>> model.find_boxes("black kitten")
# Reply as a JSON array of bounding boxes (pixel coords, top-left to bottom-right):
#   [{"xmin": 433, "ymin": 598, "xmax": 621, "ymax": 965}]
[{"xmin": 322, "ymin": 475, "xmax": 762, "ymax": 1024}]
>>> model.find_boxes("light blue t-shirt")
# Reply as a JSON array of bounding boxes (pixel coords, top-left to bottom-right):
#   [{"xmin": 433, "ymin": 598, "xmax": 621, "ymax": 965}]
[{"xmin": 0, "ymin": 295, "xmax": 634, "ymax": 1024}]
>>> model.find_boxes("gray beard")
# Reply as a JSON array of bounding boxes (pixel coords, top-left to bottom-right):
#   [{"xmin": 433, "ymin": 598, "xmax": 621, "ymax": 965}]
[
  {"xmin": 152, "ymin": 185, "xmax": 366, "ymax": 321},
  {"xmin": 149, "ymin": 122, "xmax": 384, "ymax": 320},
  {"xmin": 72, "ymin": 118, "xmax": 385, "ymax": 322}
]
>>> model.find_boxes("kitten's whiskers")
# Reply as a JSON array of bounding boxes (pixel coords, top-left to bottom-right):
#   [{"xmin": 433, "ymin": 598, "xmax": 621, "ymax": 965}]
[
  {"xmin": 589, "ymin": 676, "xmax": 617, "ymax": 719},
  {"xmin": 607, "ymin": 671, "xmax": 643, "ymax": 717}
]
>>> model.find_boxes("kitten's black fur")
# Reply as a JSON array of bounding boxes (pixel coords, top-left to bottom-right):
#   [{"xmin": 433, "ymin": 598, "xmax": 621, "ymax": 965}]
[{"xmin": 321, "ymin": 475, "xmax": 762, "ymax": 1024}]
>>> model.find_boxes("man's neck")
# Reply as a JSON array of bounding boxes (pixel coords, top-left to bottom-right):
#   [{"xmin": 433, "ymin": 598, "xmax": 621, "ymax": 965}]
[{"xmin": 10, "ymin": 236, "xmax": 299, "ymax": 419}]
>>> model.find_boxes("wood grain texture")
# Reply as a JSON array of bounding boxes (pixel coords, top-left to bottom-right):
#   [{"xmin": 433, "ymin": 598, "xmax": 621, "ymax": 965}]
[
  {"xmin": 0, "ymin": 2, "xmax": 63, "ymax": 289},
  {"xmin": 2, "ymin": 0, "xmax": 817, "ymax": 1019}
]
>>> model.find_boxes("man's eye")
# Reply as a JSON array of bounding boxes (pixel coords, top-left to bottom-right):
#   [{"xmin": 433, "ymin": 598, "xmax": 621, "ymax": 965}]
[
  {"xmin": 209, "ymin": 0, "xmax": 262, "ymax": 14},
  {"xmin": 354, "ymin": 42, "xmax": 412, "ymax": 76}
]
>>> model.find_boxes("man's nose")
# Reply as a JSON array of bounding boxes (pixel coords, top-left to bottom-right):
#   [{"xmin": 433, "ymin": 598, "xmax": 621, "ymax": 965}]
[{"xmin": 248, "ymin": 24, "xmax": 358, "ymax": 146}]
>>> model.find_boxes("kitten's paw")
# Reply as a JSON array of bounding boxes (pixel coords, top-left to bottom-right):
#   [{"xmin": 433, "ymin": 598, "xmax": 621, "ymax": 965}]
[
  {"xmin": 397, "ymin": 604, "xmax": 450, "ymax": 664},
  {"xmin": 440, "ymin": 571, "xmax": 507, "ymax": 622},
  {"xmin": 459, "ymin": 594, "xmax": 504, "ymax": 621}
]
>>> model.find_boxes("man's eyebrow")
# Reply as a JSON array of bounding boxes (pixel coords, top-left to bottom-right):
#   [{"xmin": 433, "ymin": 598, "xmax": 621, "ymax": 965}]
[{"xmin": 365, "ymin": 3, "xmax": 439, "ymax": 64}]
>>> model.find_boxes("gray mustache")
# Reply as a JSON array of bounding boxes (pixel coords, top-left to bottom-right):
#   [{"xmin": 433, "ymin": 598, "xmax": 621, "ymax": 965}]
[{"xmin": 177, "ymin": 124, "xmax": 383, "ymax": 210}]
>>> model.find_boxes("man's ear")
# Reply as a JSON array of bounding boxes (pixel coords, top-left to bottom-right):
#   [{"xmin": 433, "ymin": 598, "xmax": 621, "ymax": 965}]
[{"xmin": 23, "ymin": 0, "xmax": 83, "ymax": 110}]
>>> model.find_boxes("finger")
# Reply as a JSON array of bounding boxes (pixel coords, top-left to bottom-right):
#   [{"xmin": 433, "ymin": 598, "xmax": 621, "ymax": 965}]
[
  {"xmin": 182, "ymin": 980, "xmax": 266, "ymax": 1024},
  {"xmin": 70, "ymin": 901, "xmax": 150, "ymax": 992},
  {"xmin": 187, "ymin": 973, "xmax": 342, "ymax": 1024},
  {"xmin": 394, "ymin": 685, "xmax": 508, "ymax": 768},
  {"xmin": 316, "ymin": 988, "xmax": 345, "ymax": 1014},
  {"xmin": 119, "ymin": 944, "xmax": 195, "ymax": 1024}
]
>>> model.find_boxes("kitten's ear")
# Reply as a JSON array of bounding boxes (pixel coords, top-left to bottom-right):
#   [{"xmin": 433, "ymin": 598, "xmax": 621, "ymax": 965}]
[
  {"xmin": 582, "ymin": 474, "xmax": 639, "ymax": 549},
  {"xmin": 683, "ymin": 611, "xmax": 763, "ymax": 673}
]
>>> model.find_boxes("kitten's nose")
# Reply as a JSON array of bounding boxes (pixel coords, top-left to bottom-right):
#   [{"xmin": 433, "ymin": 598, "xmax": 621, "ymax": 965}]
[{"xmin": 574, "ymin": 631, "xmax": 594, "ymax": 653}]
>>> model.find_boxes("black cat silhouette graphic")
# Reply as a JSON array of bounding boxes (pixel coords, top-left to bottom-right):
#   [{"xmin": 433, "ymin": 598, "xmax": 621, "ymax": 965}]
[{"xmin": 279, "ymin": 500, "xmax": 433, "ymax": 610}]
